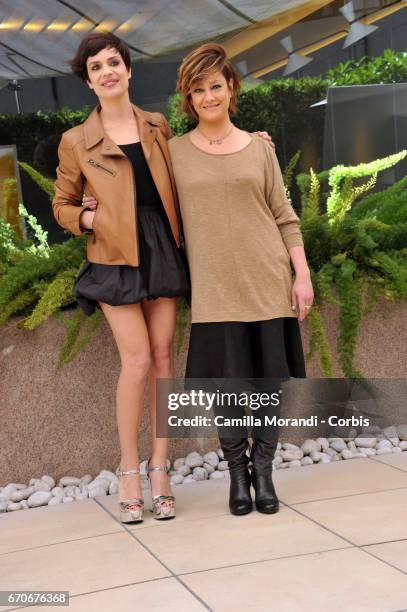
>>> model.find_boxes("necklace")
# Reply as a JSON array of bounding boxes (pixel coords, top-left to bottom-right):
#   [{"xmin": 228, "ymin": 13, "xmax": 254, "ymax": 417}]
[{"xmin": 197, "ymin": 123, "xmax": 234, "ymax": 145}]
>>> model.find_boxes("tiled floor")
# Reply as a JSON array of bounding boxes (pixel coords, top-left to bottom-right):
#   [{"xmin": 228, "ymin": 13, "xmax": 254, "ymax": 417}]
[{"xmin": 1, "ymin": 454, "xmax": 407, "ymax": 611}]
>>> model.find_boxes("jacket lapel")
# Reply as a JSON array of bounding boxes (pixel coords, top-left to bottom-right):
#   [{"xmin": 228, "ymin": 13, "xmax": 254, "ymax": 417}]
[
  {"xmin": 82, "ymin": 103, "xmax": 157, "ymax": 159},
  {"xmin": 83, "ymin": 105, "xmax": 126, "ymax": 157},
  {"xmin": 133, "ymin": 104, "xmax": 157, "ymax": 160}
]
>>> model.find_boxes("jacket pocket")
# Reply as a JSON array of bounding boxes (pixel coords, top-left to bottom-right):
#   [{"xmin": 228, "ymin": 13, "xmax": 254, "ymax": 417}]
[
  {"xmin": 91, "ymin": 202, "xmax": 102, "ymax": 243},
  {"xmin": 87, "ymin": 159, "xmax": 116, "ymax": 176}
]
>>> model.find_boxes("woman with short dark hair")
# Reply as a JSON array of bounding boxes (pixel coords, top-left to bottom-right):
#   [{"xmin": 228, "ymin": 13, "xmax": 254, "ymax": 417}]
[{"xmin": 52, "ymin": 32, "xmax": 190, "ymax": 523}]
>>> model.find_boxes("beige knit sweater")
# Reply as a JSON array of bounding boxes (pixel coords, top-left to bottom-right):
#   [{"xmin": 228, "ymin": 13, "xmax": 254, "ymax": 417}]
[{"xmin": 168, "ymin": 133, "xmax": 304, "ymax": 323}]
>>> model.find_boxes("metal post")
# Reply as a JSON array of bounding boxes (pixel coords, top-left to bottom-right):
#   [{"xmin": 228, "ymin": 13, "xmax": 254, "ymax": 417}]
[{"xmin": 7, "ymin": 79, "xmax": 23, "ymax": 114}]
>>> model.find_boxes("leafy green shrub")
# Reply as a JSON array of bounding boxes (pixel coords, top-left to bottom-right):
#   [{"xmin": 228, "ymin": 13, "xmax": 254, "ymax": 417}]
[
  {"xmin": 326, "ymin": 49, "xmax": 407, "ymax": 86},
  {"xmin": 0, "ymin": 107, "xmax": 90, "ymax": 166},
  {"xmin": 300, "ymin": 150, "xmax": 407, "ymax": 377},
  {"xmin": 1, "ymin": 139, "xmax": 406, "ymax": 374}
]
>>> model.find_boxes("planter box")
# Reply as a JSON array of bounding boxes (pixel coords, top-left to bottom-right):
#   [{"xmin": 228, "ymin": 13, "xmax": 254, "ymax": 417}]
[{"xmin": 1, "ymin": 299, "xmax": 406, "ymax": 485}]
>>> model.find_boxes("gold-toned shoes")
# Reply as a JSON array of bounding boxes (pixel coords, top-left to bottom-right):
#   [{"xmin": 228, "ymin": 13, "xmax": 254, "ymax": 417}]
[
  {"xmin": 115, "ymin": 466, "xmax": 144, "ymax": 523},
  {"xmin": 146, "ymin": 459, "xmax": 176, "ymax": 520}
]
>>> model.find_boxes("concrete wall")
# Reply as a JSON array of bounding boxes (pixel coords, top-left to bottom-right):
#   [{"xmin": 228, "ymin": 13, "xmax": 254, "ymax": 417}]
[{"xmin": 1, "ymin": 298, "xmax": 406, "ymax": 485}]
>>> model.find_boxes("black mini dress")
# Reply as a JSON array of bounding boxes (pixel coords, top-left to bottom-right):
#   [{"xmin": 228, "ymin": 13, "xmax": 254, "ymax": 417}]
[{"xmin": 73, "ymin": 142, "xmax": 190, "ymax": 316}]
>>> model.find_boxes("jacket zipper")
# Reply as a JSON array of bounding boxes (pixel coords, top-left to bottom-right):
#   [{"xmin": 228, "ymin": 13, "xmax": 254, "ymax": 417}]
[{"xmin": 87, "ymin": 159, "xmax": 116, "ymax": 176}]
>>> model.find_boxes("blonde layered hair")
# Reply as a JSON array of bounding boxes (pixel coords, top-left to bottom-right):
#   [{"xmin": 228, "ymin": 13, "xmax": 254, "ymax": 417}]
[{"xmin": 177, "ymin": 43, "xmax": 241, "ymax": 121}]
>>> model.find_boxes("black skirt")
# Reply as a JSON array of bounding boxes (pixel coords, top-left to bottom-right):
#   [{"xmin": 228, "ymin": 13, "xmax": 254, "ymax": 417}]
[
  {"xmin": 186, "ymin": 317, "xmax": 306, "ymax": 379},
  {"xmin": 185, "ymin": 318, "xmax": 305, "ymax": 440},
  {"xmin": 74, "ymin": 204, "xmax": 190, "ymax": 316}
]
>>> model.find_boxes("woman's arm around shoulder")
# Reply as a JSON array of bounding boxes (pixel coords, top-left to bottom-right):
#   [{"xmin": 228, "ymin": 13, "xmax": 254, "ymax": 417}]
[{"xmin": 150, "ymin": 111, "xmax": 173, "ymax": 140}]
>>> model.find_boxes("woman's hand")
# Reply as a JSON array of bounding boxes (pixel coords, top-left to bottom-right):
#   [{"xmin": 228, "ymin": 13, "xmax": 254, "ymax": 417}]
[
  {"xmin": 291, "ymin": 273, "xmax": 314, "ymax": 321},
  {"xmin": 79, "ymin": 209, "xmax": 95, "ymax": 230},
  {"xmin": 253, "ymin": 131, "xmax": 275, "ymax": 149},
  {"xmin": 82, "ymin": 194, "xmax": 98, "ymax": 210},
  {"xmin": 79, "ymin": 194, "xmax": 98, "ymax": 230}
]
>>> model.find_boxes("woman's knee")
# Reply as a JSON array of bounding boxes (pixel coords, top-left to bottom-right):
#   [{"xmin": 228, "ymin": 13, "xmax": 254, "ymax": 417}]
[
  {"xmin": 121, "ymin": 351, "xmax": 151, "ymax": 381},
  {"xmin": 150, "ymin": 343, "xmax": 173, "ymax": 373}
]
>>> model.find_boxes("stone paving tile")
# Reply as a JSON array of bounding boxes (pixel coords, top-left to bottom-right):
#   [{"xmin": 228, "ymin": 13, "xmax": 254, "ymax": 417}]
[{"xmin": 181, "ymin": 547, "xmax": 407, "ymax": 611}]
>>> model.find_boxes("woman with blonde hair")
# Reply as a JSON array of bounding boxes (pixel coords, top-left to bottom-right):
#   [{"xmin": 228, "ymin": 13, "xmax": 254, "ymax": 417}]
[{"xmin": 168, "ymin": 43, "xmax": 313, "ymax": 515}]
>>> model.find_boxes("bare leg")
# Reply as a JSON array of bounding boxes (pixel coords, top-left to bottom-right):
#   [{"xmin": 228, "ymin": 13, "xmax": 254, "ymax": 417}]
[
  {"xmin": 141, "ymin": 297, "xmax": 177, "ymax": 498},
  {"xmin": 100, "ymin": 302, "xmax": 150, "ymax": 504}
]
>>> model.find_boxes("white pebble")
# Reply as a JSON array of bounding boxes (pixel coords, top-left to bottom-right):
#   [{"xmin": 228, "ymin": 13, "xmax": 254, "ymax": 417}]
[
  {"xmin": 51, "ymin": 486, "xmax": 64, "ymax": 497},
  {"xmin": 281, "ymin": 449, "xmax": 303, "ymax": 461},
  {"xmin": 359, "ymin": 448, "xmax": 377, "ymax": 457},
  {"xmin": 377, "ymin": 439, "xmax": 392, "ymax": 450},
  {"xmin": 310, "ymin": 451, "xmax": 322, "ymax": 462},
  {"xmin": 329, "ymin": 439, "xmax": 347, "ymax": 452},
  {"xmin": 75, "ymin": 491, "xmax": 89, "ymax": 501},
  {"xmin": 193, "ymin": 467, "xmax": 208, "ymax": 481},
  {"xmin": 109, "ymin": 480, "xmax": 118, "ymax": 495},
  {"xmin": 88, "ymin": 487, "xmax": 107, "ymax": 498},
  {"xmin": 27, "ymin": 491, "xmax": 52, "ymax": 507},
  {"xmin": 354, "ymin": 437, "xmax": 376, "ymax": 449},
  {"xmin": 173, "ymin": 458, "xmax": 185, "ymax": 470},
  {"xmin": 170, "ymin": 474, "xmax": 184, "ymax": 485},
  {"xmin": 301, "ymin": 439, "xmax": 320, "ymax": 454},
  {"xmin": 209, "ymin": 470, "xmax": 225, "ymax": 480},
  {"xmin": 177, "ymin": 465, "xmax": 191, "ymax": 477},
  {"xmin": 203, "ymin": 462, "xmax": 215, "ymax": 474},
  {"xmin": 397, "ymin": 425, "xmax": 407, "ymax": 441},
  {"xmin": 218, "ymin": 460, "xmax": 229, "ymax": 471},
  {"xmin": 185, "ymin": 452, "xmax": 204, "ymax": 468},
  {"xmin": 203, "ymin": 451, "xmax": 219, "ymax": 468},
  {"xmin": 316, "ymin": 437, "xmax": 329, "ymax": 452},
  {"xmin": 41, "ymin": 475, "xmax": 55, "ymax": 488},
  {"xmin": 7, "ymin": 502, "xmax": 22, "ymax": 511},
  {"xmin": 376, "ymin": 447, "xmax": 392, "ymax": 455},
  {"xmin": 98, "ymin": 470, "xmax": 117, "ymax": 482},
  {"xmin": 59, "ymin": 476, "xmax": 81, "ymax": 487},
  {"xmin": 282, "ymin": 442, "xmax": 301, "ymax": 451},
  {"xmin": 89, "ymin": 478, "xmax": 110, "ymax": 492},
  {"xmin": 10, "ymin": 490, "xmax": 28, "ymax": 503}
]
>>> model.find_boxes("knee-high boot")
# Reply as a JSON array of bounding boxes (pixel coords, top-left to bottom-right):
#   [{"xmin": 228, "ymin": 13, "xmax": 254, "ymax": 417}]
[
  {"xmin": 250, "ymin": 438, "xmax": 279, "ymax": 514},
  {"xmin": 219, "ymin": 437, "xmax": 252, "ymax": 515}
]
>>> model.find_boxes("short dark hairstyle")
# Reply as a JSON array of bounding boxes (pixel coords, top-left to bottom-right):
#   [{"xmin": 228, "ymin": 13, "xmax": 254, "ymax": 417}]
[{"xmin": 69, "ymin": 32, "xmax": 131, "ymax": 82}]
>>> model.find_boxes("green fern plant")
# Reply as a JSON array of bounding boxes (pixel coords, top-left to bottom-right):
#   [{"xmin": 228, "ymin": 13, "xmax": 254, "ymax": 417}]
[
  {"xmin": 300, "ymin": 152, "xmax": 407, "ymax": 377},
  {"xmin": 18, "ymin": 161, "xmax": 55, "ymax": 201},
  {"xmin": 327, "ymin": 151, "xmax": 407, "ymax": 225}
]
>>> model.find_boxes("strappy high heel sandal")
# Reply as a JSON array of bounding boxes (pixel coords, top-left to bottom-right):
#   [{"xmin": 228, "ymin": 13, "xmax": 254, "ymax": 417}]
[
  {"xmin": 115, "ymin": 466, "xmax": 144, "ymax": 523},
  {"xmin": 146, "ymin": 459, "xmax": 176, "ymax": 520}
]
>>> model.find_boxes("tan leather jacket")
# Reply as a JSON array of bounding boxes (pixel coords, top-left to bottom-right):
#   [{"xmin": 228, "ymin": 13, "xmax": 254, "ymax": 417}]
[{"xmin": 52, "ymin": 104, "xmax": 181, "ymax": 266}]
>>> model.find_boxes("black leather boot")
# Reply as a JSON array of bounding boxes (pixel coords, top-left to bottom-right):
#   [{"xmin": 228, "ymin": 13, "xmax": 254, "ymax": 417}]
[
  {"xmin": 219, "ymin": 437, "xmax": 252, "ymax": 515},
  {"xmin": 250, "ymin": 438, "xmax": 279, "ymax": 514}
]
